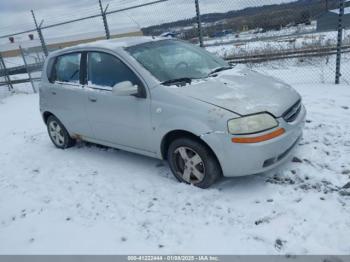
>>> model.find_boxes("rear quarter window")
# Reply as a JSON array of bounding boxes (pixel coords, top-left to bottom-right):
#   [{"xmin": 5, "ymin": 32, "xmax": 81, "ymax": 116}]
[{"xmin": 50, "ymin": 53, "xmax": 81, "ymax": 84}]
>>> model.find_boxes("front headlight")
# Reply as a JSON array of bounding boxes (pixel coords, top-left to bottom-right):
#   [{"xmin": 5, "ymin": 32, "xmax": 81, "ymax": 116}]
[{"xmin": 228, "ymin": 113, "xmax": 278, "ymax": 135}]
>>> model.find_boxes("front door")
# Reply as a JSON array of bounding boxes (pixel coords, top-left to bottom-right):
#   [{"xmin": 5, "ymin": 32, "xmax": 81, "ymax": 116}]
[{"xmin": 84, "ymin": 51, "xmax": 153, "ymax": 153}]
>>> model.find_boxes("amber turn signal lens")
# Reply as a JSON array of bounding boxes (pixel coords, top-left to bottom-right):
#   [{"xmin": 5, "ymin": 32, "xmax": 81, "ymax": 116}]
[{"xmin": 231, "ymin": 128, "xmax": 285, "ymax": 144}]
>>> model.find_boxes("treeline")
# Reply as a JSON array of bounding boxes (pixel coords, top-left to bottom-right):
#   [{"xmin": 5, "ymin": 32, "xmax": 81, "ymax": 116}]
[{"xmin": 142, "ymin": 0, "xmax": 339, "ymax": 38}]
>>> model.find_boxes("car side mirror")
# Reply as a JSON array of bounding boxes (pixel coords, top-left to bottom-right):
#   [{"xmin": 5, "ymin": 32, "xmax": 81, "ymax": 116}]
[{"xmin": 112, "ymin": 81, "xmax": 139, "ymax": 96}]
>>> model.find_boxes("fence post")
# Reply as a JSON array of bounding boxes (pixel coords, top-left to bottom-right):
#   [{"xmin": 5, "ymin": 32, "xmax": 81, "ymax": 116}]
[
  {"xmin": 195, "ymin": 0, "xmax": 204, "ymax": 47},
  {"xmin": 335, "ymin": 0, "xmax": 345, "ymax": 84},
  {"xmin": 31, "ymin": 10, "xmax": 48, "ymax": 57},
  {"xmin": 99, "ymin": 0, "xmax": 111, "ymax": 39},
  {"xmin": 19, "ymin": 46, "xmax": 36, "ymax": 93},
  {"xmin": 0, "ymin": 53, "xmax": 14, "ymax": 92}
]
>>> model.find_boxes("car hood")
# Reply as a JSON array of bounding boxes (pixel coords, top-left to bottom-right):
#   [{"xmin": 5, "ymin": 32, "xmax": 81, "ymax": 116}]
[{"xmin": 170, "ymin": 66, "xmax": 301, "ymax": 117}]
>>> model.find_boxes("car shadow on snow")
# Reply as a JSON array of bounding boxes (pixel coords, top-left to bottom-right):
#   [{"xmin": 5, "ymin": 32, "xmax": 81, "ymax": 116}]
[
  {"xmin": 73, "ymin": 141, "xmax": 297, "ymax": 189},
  {"xmin": 64, "ymin": 141, "xmax": 349, "ymax": 197},
  {"xmin": 68, "ymin": 140, "xmax": 272, "ymax": 191}
]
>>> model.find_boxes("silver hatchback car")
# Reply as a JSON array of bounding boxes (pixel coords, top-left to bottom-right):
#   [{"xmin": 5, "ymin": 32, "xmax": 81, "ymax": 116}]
[{"xmin": 40, "ymin": 37, "xmax": 306, "ymax": 188}]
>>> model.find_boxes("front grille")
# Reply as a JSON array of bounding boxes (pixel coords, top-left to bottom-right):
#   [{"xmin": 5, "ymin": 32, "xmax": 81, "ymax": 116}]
[{"xmin": 283, "ymin": 100, "xmax": 302, "ymax": 122}]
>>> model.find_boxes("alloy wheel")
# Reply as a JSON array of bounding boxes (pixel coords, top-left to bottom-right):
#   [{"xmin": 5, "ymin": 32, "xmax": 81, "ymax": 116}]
[
  {"xmin": 173, "ymin": 146, "xmax": 205, "ymax": 184},
  {"xmin": 48, "ymin": 121, "xmax": 65, "ymax": 147}
]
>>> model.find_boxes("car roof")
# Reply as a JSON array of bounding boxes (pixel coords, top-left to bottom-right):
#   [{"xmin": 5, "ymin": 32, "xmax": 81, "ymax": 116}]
[{"xmin": 50, "ymin": 36, "xmax": 167, "ymax": 56}]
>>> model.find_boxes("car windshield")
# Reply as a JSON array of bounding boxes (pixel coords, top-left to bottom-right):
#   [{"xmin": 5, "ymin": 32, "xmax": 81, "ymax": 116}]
[{"xmin": 125, "ymin": 40, "xmax": 229, "ymax": 83}]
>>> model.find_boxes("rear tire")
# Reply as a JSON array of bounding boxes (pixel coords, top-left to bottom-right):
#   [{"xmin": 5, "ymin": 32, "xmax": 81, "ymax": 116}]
[
  {"xmin": 47, "ymin": 115, "xmax": 76, "ymax": 149},
  {"xmin": 167, "ymin": 137, "xmax": 222, "ymax": 189}
]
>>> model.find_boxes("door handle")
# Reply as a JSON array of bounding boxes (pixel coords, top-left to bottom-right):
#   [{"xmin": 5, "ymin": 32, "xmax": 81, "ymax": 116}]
[
  {"xmin": 89, "ymin": 97, "xmax": 97, "ymax": 102},
  {"xmin": 51, "ymin": 91, "xmax": 57, "ymax": 95}
]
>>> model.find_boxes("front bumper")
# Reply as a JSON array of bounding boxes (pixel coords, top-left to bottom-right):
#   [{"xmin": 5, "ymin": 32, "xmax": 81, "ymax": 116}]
[{"xmin": 203, "ymin": 105, "xmax": 306, "ymax": 177}]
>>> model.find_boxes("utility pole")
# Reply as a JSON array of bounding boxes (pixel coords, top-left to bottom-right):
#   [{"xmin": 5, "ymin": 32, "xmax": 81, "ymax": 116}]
[
  {"xmin": 195, "ymin": 0, "xmax": 204, "ymax": 47},
  {"xmin": 99, "ymin": 0, "xmax": 110, "ymax": 39},
  {"xmin": 31, "ymin": 10, "xmax": 48, "ymax": 57},
  {"xmin": 335, "ymin": 0, "xmax": 345, "ymax": 84}
]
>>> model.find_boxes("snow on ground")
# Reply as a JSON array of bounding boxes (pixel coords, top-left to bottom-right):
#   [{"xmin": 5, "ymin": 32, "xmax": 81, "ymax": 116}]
[
  {"xmin": 239, "ymin": 54, "xmax": 350, "ymax": 86},
  {"xmin": 203, "ymin": 22, "xmax": 318, "ymax": 47},
  {"xmin": 0, "ymin": 80, "xmax": 350, "ymax": 254},
  {"xmin": 206, "ymin": 28, "xmax": 350, "ymax": 59}
]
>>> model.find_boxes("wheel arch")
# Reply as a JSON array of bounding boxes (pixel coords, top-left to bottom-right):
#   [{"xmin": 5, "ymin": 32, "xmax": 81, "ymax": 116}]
[
  {"xmin": 42, "ymin": 111, "xmax": 56, "ymax": 124},
  {"xmin": 160, "ymin": 130, "xmax": 221, "ymax": 167}
]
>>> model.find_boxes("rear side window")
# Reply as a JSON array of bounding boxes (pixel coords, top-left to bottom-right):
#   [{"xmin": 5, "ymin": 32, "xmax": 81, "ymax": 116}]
[
  {"xmin": 51, "ymin": 53, "xmax": 81, "ymax": 83},
  {"xmin": 87, "ymin": 52, "xmax": 142, "ymax": 88}
]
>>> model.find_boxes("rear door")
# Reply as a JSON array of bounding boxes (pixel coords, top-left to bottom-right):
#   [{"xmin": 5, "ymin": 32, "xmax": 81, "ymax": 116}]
[
  {"xmin": 48, "ymin": 52, "xmax": 91, "ymax": 137},
  {"xmin": 83, "ymin": 51, "xmax": 153, "ymax": 153}
]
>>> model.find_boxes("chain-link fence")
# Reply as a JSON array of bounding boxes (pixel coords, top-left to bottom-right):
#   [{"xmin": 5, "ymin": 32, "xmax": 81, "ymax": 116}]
[
  {"xmin": 194, "ymin": 0, "xmax": 350, "ymax": 86},
  {"xmin": 19, "ymin": 45, "xmax": 47, "ymax": 92},
  {"xmin": 0, "ymin": 0, "xmax": 349, "ymax": 93}
]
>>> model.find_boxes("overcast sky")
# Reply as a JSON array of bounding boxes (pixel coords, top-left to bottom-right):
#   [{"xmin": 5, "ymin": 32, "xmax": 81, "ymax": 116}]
[{"xmin": 0, "ymin": 0, "xmax": 296, "ymax": 40}]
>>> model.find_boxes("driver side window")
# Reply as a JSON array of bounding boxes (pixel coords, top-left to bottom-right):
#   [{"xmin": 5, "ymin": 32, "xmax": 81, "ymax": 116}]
[{"xmin": 87, "ymin": 52, "xmax": 142, "ymax": 89}]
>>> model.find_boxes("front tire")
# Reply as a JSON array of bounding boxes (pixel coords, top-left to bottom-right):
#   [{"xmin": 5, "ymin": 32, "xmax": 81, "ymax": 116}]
[
  {"xmin": 47, "ymin": 115, "xmax": 75, "ymax": 149},
  {"xmin": 167, "ymin": 137, "xmax": 222, "ymax": 189}
]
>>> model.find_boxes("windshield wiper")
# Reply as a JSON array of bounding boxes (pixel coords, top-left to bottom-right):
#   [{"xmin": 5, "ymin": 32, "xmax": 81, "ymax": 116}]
[
  {"xmin": 161, "ymin": 77, "xmax": 192, "ymax": 86},
  {"xmin": 208, "ymin": 66, "xmax": 233, "ymax": 77}
]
